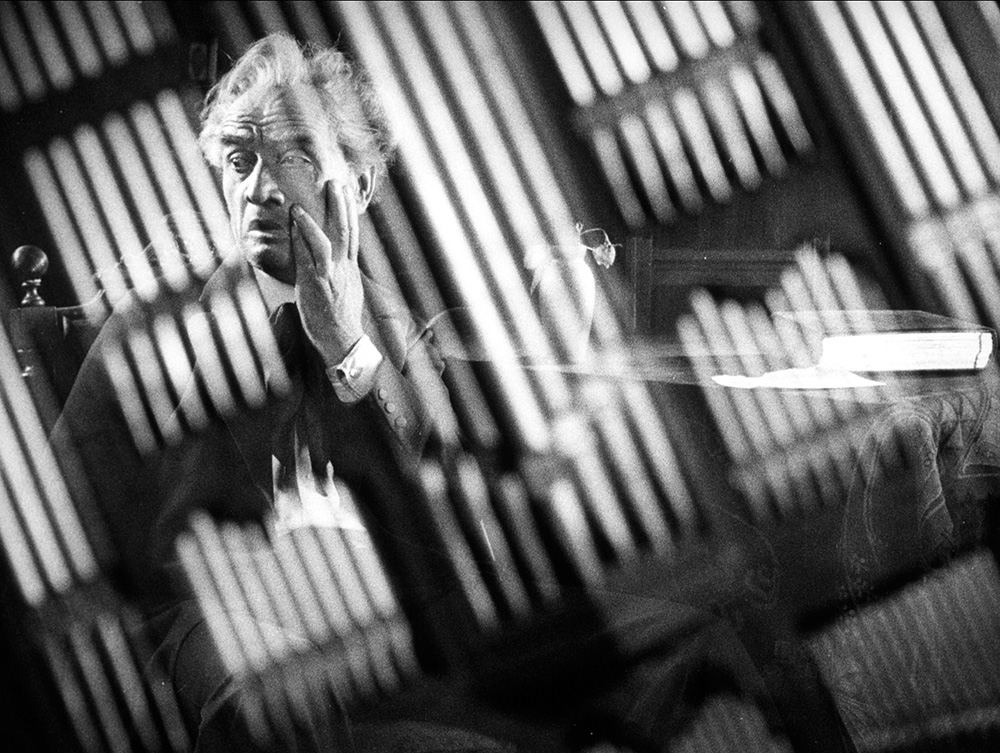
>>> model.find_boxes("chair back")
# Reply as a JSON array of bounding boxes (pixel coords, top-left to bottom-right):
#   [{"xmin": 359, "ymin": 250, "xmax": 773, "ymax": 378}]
[{"xmin": 8, "ymin": 245, "xmax": 107, "ymax": 430}]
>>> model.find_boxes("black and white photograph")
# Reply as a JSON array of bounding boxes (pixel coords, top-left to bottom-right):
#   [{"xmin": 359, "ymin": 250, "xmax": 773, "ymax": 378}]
[{"xmin": 1, "ymin": 2, "xmax": 999, "ymax": 752}]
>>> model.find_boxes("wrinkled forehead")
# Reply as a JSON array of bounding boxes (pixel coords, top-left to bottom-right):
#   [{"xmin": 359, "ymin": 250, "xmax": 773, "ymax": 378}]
[{"xmin": 220, "ymin": 84, "xmax": 333, "ymax": 151}]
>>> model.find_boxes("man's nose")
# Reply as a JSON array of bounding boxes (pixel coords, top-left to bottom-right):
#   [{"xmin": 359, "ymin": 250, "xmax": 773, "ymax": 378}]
[{"xmin": 245, "ymin": 161, "xmax": 284, "ymax": 205}]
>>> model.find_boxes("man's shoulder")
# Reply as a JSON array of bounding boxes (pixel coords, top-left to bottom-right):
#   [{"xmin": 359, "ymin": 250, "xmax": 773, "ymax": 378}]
[{"xmin": 93, "ymin": 278, "xmax": 206, "ymax": 348}]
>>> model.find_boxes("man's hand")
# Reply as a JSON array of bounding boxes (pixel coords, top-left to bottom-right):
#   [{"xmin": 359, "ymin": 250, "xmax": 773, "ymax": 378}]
[{"xmin": 290, "ymin": 181, "xmax": 366, "ymax": 366}]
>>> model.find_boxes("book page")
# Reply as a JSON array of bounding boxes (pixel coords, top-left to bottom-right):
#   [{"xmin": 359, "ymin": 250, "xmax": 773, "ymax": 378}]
[{"xmin": 712, "ymin": 366, "xmax": 885, "ymax": 390}]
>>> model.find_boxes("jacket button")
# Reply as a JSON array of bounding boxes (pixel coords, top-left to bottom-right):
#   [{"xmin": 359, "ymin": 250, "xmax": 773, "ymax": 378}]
[
  {"xmin": 385, "ymin": 401, "xmax": 396, "ymax": 413},
  {"xmin": 377, "ymin": 387, "xmax": 388, "ymax": 399},
  {"xmin": 395, "ymin": 416, "xmax": 408, "ymax": 429}
]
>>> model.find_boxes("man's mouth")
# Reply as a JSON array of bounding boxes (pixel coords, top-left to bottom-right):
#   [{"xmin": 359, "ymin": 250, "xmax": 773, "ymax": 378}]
[{"xmin": 246, "ymin": 219, "xmax": 287, "ymax": 238}]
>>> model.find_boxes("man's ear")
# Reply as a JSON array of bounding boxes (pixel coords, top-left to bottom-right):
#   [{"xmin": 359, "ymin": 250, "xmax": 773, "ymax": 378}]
[{"xmin": 355, "ymin": 167, "xmax": 377, "ymax": 213}]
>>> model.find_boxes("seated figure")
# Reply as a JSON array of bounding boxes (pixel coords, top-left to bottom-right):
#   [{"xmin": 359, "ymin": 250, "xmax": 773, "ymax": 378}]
[{"xmin": 51, "ymin": 33, "xmax": 504, "ymax": 752}]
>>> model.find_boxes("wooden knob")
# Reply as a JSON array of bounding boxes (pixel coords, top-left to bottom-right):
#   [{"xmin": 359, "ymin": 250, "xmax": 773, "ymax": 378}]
[{"xmin": 12, "ymin": 245, "xmax": 48, "ymax": 306}]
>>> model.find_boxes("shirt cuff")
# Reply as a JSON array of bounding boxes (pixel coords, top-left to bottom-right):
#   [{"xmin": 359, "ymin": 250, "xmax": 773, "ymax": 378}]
[{"xmin": 327, "ymin": 334, "xmax": 384, "ymax": 403}]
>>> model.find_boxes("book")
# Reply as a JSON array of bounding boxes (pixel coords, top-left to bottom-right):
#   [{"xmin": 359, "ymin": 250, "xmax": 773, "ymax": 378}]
[{"xmin": 775, "ymin": 310, "xmax": 995, "ymax": 373}]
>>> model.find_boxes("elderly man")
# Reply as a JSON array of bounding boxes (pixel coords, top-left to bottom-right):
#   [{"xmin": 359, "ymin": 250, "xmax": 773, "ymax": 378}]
[
  {"xmin": 54, "ymin": 34, "xmax": 507, "ymax": 752},
  {"xmin": 156, "ymin": 34, "xmax": 437, "ymax": 545}
]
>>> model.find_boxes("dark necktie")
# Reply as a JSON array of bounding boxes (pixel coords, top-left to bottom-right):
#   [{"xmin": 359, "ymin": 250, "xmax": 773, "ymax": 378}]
[{"xmin": 267, "ymin": 303, "xmax": 338, "ymax": 526}]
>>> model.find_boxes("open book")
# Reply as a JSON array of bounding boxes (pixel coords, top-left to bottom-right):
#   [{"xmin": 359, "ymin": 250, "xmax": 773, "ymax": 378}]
[{"xmin": 776, "ymin": 310, "xmax": 995, "ymax": 373}]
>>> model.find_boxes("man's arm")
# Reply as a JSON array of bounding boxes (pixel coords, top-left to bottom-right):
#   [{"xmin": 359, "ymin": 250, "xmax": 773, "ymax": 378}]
[
  {"xmin": 339, "ymin": 295, "xmax": 439, "ymax": 461},
  {"xmin": 287, "ymin": 180, "xmax": 440, "ymax": 459},
  {"xmin": 48, "ymin": 288, "xmax": 209, "ymax": 603}
]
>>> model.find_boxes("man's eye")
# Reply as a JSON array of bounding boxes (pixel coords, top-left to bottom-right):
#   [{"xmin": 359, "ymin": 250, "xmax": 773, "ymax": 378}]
[
  {"xmin": 227, "ymin": 152, "xmax": 257, "ymax": 175},
  {"xmin": 279, "ymin": 152, "xmax": 313, "ymax": 168}
]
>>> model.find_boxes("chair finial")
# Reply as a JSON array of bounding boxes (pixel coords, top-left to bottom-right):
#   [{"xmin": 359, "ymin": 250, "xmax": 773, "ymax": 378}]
[{"xmin": 12, "ymin": 245, "xmax": 48, "ymax": 307}]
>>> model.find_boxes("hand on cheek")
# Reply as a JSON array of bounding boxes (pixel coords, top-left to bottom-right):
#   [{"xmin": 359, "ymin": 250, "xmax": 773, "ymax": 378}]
[{"xmin": 290, "ymin": 181, "xmax": 366, "ymax": 365}]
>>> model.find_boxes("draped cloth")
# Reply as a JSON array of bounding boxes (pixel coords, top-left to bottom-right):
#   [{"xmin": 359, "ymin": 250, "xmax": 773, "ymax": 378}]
[{"xmin": 839, "ymin": 380, "xmax": 1000, "ymax": 603}]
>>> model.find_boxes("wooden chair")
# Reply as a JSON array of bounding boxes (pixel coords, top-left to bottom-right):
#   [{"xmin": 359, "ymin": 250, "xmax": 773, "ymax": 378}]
[
  {"xmin": 8, "ymin": 245, "xmax": 107, "ymax": 432},
  {"xmin": 625, "ymin": 237, "xmax": 903, "ymax": 338}
]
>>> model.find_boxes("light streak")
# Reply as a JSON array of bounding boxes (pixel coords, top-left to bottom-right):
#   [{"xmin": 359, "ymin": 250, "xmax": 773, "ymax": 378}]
[
  {"xmin": 24, "ymin": 148, "xmax": 101, "ymax": 309},
  {"xmin": 593, "ymin": 0, "xmax": 652, "ymax": 85},
  {"xmin": 84, "ymin": 0, "xmax": 130, "ymax": 66},
  {"xmin": 53, "ymin": 1, "xmax": 103, "ymax": 78},
  {"xmin": 528, "ymin": 0, "xmax": 596, "ymax": 105}
]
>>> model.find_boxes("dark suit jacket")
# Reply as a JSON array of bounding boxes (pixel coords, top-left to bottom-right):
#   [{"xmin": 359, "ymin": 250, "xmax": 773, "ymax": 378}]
[{"xmin": 52, "ymin": 251, "xmax": 438, "ymax": 610}]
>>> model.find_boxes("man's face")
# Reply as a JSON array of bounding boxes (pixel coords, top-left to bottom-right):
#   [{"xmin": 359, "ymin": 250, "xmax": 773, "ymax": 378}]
[{"xmin": 219, "ymin": 84, "xmax": 353, "ymax": 284}]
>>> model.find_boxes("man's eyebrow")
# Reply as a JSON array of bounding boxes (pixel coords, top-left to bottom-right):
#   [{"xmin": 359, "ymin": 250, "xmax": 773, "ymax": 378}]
[
  {"xmin": 267, "ymin": 128, "xmax": 320, "ymax": 152},
  {"xmin": 219, "ymin": 123, "xmax": 258, "ymax": 147},
  {"xmin": 218, "ymin": 122, "xmax": 322, "ymax": 153}
]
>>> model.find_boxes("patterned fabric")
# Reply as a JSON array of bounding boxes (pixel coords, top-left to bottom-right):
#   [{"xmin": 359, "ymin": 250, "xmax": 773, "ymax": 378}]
[
  {"xmin": 839, "ymin": 379, "xmax": 1000, "ymax": 603},
  {"xmin": 811, "ymin": 550, "xmax": 1000, "ymax": 751}
]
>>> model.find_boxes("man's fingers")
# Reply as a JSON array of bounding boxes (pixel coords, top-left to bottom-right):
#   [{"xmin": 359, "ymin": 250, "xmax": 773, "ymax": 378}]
[
  {"xmin": 324, "ymin": 180, "xmax": 352, "ymax": 263},
  {"xmin": 346, "ymin": 186, "xmax": 360, "ymax": 264},
  {"xmin": 288, "ymin": 208, "xmax": 303, "ymax": 273},
  {"xmin": 291, "ymin": 180, "xmax": 359, "ymax": 273},
  {"xmin": 290, "ymin": 203, "xmax": 327, "ymax": 268}
]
